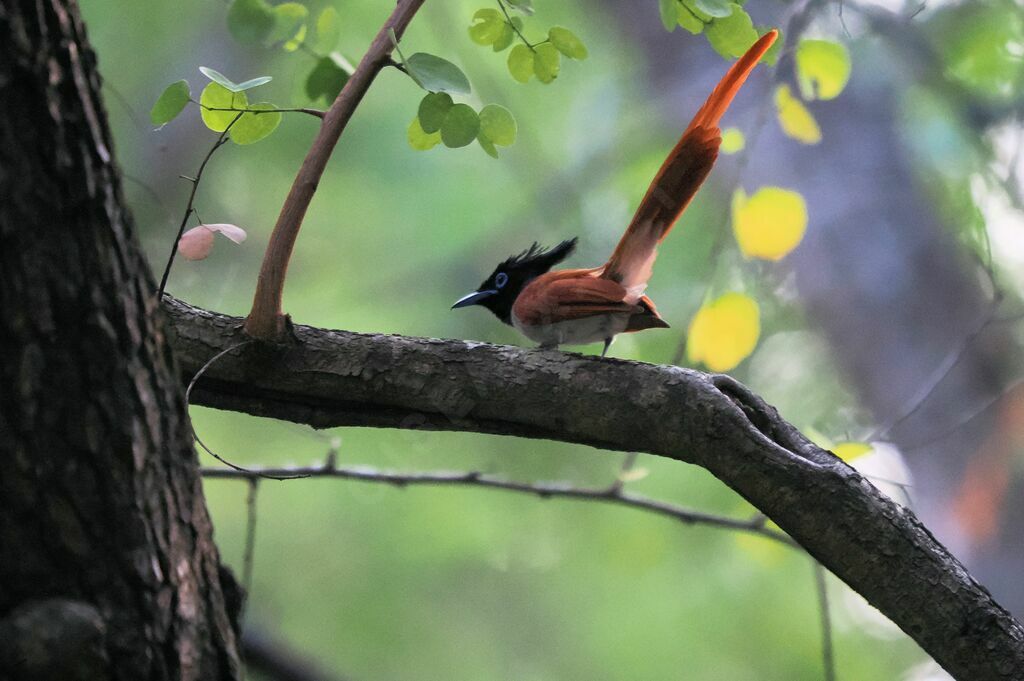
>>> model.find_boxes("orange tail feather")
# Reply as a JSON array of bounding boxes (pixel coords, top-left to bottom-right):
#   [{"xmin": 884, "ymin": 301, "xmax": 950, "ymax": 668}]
[{"xmin": 602, "ymin": 30, "xmax": 777, "ymax": 295}]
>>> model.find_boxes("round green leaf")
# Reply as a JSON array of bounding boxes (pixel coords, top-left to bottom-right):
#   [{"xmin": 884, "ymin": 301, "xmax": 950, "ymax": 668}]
[
  {"xmin": 659, "ymin": 0, "xmax": 678, "ymax": 31},
  {"xmin": 492, "ymin": 18, "xmax": 521, "ymax": 52},
  {"xmin": 305, "ymin": 53, "xmax": 354, "ymax": 103},
  {"xmin": 676, "ymin": 3, "xmax": 705, "ymax": 34},
  {"xmin": 705, "ymin": 4, "xmax": 759, "ymax": 58},
  {"xmin": 230, "ymin": 103, "xmax": 281, "ymax": 144},
  {"xmin": 440, "ymin": 104, "xmax": 480, "ymax": 148},
  {"xmin": 150, "ymin": 80, "xmax": 190, "ymax": 126},
  {"xmin": 313, "ymin": 7, "xmax": 341, "ymax": 53},
  {"xmin": 534, "ymin": 43, "xmax": 561, "ymax": 83},
  {"xmin": 200, "ymin": 82, "xmax": 248, "ymax": 132},
  {"xmin": 478, "ymin": 104, "xmax": 516, "ymax": 146},
  {"xmin": 267, "ymin": 2, "xmax": 307, "ymax": 46},
  {"xmin": 227, "ymin": 0, "xmax": 276, "ymax": 45},
  {"xmin": 548, "ymin": 27, "xmax": 588, "ymax": 60},
  {"xmin": 477, "ymin": 135, "xmax": 499, "ymax": 158},
  {"xmin": 694, "ymin": 0, "xmax": 733, "ymax": 18},
  {"xmin": 507, "ymin": 44, "xmax": 534, "ymax": 83},
  {"xmin": 405, "ymin": 52, "xmax": 472, "ymax": 95},
  {"xmin": 283, "ymin": 23, "xmax": 307, "ymax": 52},
  {"xmin": 795, "ymin": 39, "xmax": 851, "ymax": 101},
  {"xmin": 468, "ymin": 8, "xmax": 505, "ymax": 45},
  {"xmin": 408, "ymin": 116, "xmax": 441, "ymax": 151},
  {"xmin": 417, "ymin": 92, "xmax": 454, "ymax": 134}
]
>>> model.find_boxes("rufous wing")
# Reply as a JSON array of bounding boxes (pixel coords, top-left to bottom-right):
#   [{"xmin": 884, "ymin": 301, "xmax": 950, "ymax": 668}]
[
  {"xmin": 602, "ymin": 29, "xmax": 778, "ymax": 300},
  {"xmin": 512, "ymin": 273, "xmax": 641, "ymax": 326}
]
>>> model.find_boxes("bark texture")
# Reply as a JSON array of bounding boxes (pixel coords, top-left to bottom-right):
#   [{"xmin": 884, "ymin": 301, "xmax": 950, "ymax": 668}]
[
  {"xmin": 0, "ymin": 2, "xmax": 241, "ymax": 679},
  {"xmin": 165, "ymin": 297, "xmax": 1024, "ymax": 681}
]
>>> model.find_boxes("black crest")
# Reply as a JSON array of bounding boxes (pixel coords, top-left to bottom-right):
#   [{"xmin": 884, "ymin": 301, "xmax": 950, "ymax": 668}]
[{"xmin": 452, "ymin": 238, "xmax": 578, "ymax": 324}]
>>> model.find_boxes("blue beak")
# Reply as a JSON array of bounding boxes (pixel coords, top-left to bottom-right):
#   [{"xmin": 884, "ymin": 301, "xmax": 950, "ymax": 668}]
[{"xmin": 451, "ymin": 289, "xmax": 498, "ymax": 309}]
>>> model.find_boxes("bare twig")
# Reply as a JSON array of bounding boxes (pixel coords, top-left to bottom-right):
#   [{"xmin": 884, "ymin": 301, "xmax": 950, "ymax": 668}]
[
  {"xmin": 244, "ymin": 0, "xmax": 428, "ymax": 339},
  {"xmin": 814, "ymin": 561, "xmax": 837, "ymax": 681},
  {"xmin": 157, "ymin": 112, "xmax": 242, "ymax": 298},
  {"xmin": 241, "ymin": 625, "xmax": 353, "ymax": 681},
  {"xmin": 200, "ymin": 462, "xmax": 798, "ymax": 546},
  {"xmin": 496, "ymin": 0, "xmax": 537, "ymax": 50},
  {"xmin": 242, "ymin": 478, "xmax": 260, "ymax": 614},
  {"xmin": 200, "ymin": 105, "xmax": 326, "ymax": 119}
]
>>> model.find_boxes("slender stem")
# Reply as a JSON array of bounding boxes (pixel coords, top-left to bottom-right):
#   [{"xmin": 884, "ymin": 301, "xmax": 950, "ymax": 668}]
[
  {"xmin": 157, "ymin": 112, "xmax": 242, "ymax": 298},
  {"xmin": 242, "ymin": 478, "xmax": 260, "ymax": 614},
  {"xmin": 244, "ymin": 0, "xmax": 428, "ymax": 339},
  {"xmin": 200, "ymin": 462, "xmax": 797, "ymax": 546},
  {"xmin": 814, "ymin": 561, "xmax": 837, "ymax": 681},
  {"xmin": 496, "ymin": 0, "xmax": 535, "ymax": 50},
  {"xmin": 200, "ymin": 105, "xmax": 326, "ymax": 119}
]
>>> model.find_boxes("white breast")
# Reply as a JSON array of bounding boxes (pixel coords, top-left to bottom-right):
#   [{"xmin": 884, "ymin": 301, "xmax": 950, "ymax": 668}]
[{"xmin": 512, "ymin": 312, "xmax": 631, "ymax": 347}]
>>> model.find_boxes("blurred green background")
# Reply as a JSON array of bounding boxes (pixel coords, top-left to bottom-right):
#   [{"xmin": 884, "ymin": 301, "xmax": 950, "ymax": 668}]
[{"xmin": 79, "ymin": 0, "xmax": 1024, "ymax": 679}]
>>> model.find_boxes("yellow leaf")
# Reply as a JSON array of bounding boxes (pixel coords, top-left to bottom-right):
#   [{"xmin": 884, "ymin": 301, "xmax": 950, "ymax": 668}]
[
  {"xmin": 720, "ymin": 127, "xmax": 745, "ymax": 154},
  {"xmin": 833, "ymin": 441, "xmax": 873, "ymax": 462},
  {"xmin": 686, "ymin": 293, "xmax": 760, "ymax": 372},
  {"xmin": 732, "ymin": 186, "xmax": 807, "ymax": 261},
  {"xmin": 795, "ymin": 39, "xmax": 851, "ymax": 101},
  {"xmin": 774, "ymin": 84, "xmax": 821, "ymax": 144}
]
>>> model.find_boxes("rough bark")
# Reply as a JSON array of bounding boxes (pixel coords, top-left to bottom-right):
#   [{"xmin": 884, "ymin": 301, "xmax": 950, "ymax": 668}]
[
  {"xmin": 165, "ymin": 297, "xmax": 1024, "ymax": 681},
  {"xmin": 0, "ymin": 2, "xmax": 241, "ymax": 680}
]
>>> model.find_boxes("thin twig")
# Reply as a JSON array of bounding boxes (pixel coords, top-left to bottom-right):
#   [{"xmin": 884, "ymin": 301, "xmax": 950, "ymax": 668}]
[
  {"xmin": 242, "ymin": 478, "xmax": 260, "ymax": 614},
  {"xmin": 814, "ymin": 561, "xmax": 837, "ymax": 681},
  {"xmin": 496, "ymin": 0, "xmax": 536, "ymax": 50},
  {"xmin": 185, "ymin": 341, "xmax": 305, "ymax": 481},
  {"xmin": 200, "ymin": 462, "xmax": 798, "ymax": 546},
  {"xmin": 200, "ymin": 104, "xmax": 326, "ymax": 119},
  {"xmin": 244, "ymin": 0, "xmax": 428, "ymax": 339},
  {"xmin": 157, "ymin": 112, "xmax": 242, "ymax": 298}
]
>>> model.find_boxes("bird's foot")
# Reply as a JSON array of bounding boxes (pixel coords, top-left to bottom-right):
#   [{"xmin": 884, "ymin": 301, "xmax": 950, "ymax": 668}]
[{"xmin": 601, "ymin": 338, "xmax": 613, "ymax": 357}]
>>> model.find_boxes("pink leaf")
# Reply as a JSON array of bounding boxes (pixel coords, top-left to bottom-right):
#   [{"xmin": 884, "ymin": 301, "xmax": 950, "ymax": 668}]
[
  {"xmin": 203, "ymin": 223, "xmax": 247, "ymax": 244},
  {"xmin": 178, "ymin": 225, "xmax": 215, "ymax": 260}
]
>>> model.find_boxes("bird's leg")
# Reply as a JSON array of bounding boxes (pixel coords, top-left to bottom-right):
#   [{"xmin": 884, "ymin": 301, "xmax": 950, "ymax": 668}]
[
  {"xmin": 601, "ymin": 338, "xmax": 613, "ymax": 357},
  {"xmin": 537, "ymin": 342, "xmax": 559, "ymax": 352}
]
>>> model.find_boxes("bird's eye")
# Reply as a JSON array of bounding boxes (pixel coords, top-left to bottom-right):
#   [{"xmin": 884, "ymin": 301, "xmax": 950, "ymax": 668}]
[{"xmin": 495, "ymin": 272, "xmax": 509, "ymax": 288}]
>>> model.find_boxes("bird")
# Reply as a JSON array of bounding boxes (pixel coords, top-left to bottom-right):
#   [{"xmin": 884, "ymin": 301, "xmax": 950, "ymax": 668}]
[{"xmin": 452, "ymin": 30, "xmax": 778, "ymax": 357}]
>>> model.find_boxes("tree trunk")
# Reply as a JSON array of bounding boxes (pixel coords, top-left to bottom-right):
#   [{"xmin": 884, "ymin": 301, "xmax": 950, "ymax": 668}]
[{"xmin": 0, "ymin": 1, "xmax": 242, "ymax": 680}]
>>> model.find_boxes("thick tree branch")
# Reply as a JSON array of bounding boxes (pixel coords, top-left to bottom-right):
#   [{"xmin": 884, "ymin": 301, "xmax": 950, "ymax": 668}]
[
  {"xmin": 164, "ymin": 297, "xmax": 1024, "ymax": 681},
  {"xmin": 244, "ymin": 0, "xmax": 426, "ymax": 339}
]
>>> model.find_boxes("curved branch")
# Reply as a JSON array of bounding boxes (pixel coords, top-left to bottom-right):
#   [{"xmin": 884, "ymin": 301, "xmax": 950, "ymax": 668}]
[
  {"xmin": 164, "ymin": 297, "xmax": 1024, "ymax": 681},
  {"xmin": 244, "ymin": 0, "xmax": 427, "ymax": 339}
]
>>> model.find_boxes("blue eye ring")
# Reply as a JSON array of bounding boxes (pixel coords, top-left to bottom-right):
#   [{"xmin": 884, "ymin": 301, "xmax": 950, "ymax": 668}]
[{"xmin": 495, "ymin": 272, "xmax": 509, "ymax": 288}]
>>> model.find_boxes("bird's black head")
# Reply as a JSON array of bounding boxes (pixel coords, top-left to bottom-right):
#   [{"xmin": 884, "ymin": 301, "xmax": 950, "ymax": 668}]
[{"xmin": 452, "ymin": 238, "xmax": 578, "ymax": 325}]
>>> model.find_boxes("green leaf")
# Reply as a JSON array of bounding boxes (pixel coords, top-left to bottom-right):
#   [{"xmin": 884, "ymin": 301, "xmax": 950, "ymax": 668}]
[
  {"xmin": 694, "ymin": 0, "xmax": 733, "ymax": 18},
  {"xmin": 440, "ymin": 103, "xmax": 480, "ymax": 148},
  {"xmin": 199, "ymin": 82, "xmax": 248, "ymax": 132},
  {"xmin": 533, "ymin": 43, "xmax": 561, "ymax": 83},
  {"xmin": 199, "ymin": 66, "xmax": 239, "ymax": 91},
  {"xmin": 227, "ymin": 0, "xmax": 276, "ymax": 45},
  {"xmin": 408, "ymin": 116, "xmax": 442, "ymax": 151},
  {"xmin": 313, "ymin": 7, "xmax": 341, "ymax": 53},
  {"xmin": 230, "ymin": 103, "xmax": 282, "ymax": 144},
  {"xmin": 676, "ymin": 4, "xmax": 705, "ymax": 34},
  {"xmin": 405, "ymin": 52, "xmax": 471, "ymax": 95},
  {"xmin": 283, "ymin": 23, "xmax": 307, "ymax": 52},
  {"xmin": 505, "ymin": 0, "xmax": 534, "ymax": 15},
  {"xmin": 491, "ymin": 18, "xmax": 520, "ymax": 52},
  {"xmin": 469, "ymin": 8, "xmax": 506, "ymax": 45},
  {"xmin": 548, "ymin": 27, "xmax": 588, "ymax": 60},
  {"xmin": 234, "ymin": 76, "xmax": 273, "ymax": 91},
  {"xmin": 418, "ymin": 92, "xmax": 454, "ymax": 134},
  {"xmin": 267, "ymin": 2, "xmax": 307, "ymax": 46},
  {"xmin": 507, "ymin": 44, "xmax": 534, "ymax": 83},
  {"xmin": 478, "ymin": 135, "xmax": 500, "ymax": 158},
  {"xmin": 720, "ymin": 127, "xmax": 745, "ymax": 153},
  {"xmin": 795, "ymin": 39, "xmax": 851, "ymax": 100},
  {"xmin": 478, "ymin": 104, "xmax": 517, "ymax": 146},
  {"xmin": 305, "ymin": 52, "xmax": 354, "ymax": 103},
  {"xmin": 150, "ymin": 80, "xmax": 190, "ymax": 126},
  {"xmin": 659, "ymin": 0, "xmax": 678, "ymax": 31},
  {"xmin": 705, "ymin": 4, "xmax": 759, "ymax": 58}
]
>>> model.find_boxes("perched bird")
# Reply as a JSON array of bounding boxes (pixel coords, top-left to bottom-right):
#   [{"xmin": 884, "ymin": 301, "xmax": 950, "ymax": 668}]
[{"xmin": 453, "ymin": 30, "xmax": 778, "ymax": 356}]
